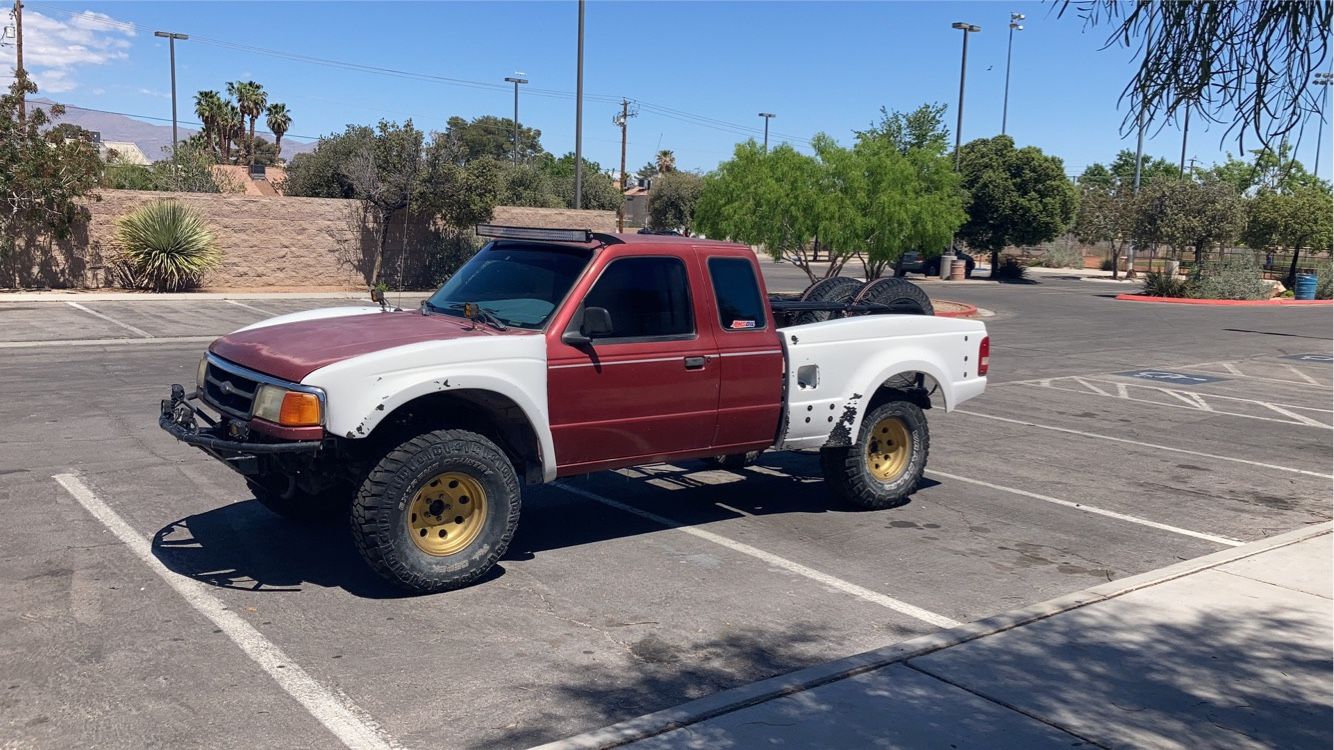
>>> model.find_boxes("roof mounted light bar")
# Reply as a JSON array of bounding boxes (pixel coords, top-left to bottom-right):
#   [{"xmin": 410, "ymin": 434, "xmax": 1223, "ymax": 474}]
[{"xmin": 475, "ymin": 224, "xmax": 593, "ymax": 243}]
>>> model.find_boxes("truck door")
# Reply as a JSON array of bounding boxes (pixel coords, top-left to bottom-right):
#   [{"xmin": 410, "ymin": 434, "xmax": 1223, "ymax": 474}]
[
  {"xmin": 704, "ymin": 255, "xmax": 784, "ymax": 450},
  {"xmin": 547, "ymin": 253, "xmax": 720, "ymax": 473}
]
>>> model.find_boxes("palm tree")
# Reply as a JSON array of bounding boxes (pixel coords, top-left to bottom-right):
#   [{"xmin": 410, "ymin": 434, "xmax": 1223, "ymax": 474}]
[
  {"xmin": 220, "ymin": 102, "xmax": 243, "ymax": 164},
  {"xmin": 193, "ymin": 90, "xmax": 224, "ymax": 160},
  {"xmin": 265, "ymin": 103, "xmax": 291, "ymax": 162},
  {"xmin": 656, "ymin": 149, "xmax": 676, "ymax": 174},
  {"xmin": 227, "ymin": 80, "xmax": 267, "ymax": 164}
]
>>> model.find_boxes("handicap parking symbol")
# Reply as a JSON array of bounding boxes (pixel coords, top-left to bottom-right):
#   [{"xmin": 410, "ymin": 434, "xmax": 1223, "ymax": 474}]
[
  {"xmin": 1280, "ymin": 353, "xmax": 1334, "ymax": 363},
  {"xmin": 1114, "ymin": 370, "xmax": 1228, "ymax": 384}
]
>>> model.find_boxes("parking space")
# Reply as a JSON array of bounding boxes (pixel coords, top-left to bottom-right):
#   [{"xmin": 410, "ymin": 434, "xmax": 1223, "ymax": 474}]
[{"xmin": 1, "ymin": 277, "xmax": 1331, "ymax": 748}]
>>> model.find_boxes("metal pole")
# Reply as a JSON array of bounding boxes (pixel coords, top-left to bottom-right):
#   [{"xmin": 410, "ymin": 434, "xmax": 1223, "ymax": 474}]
[
  {"xmin": 1003, "ymin": 25, "xmax": 1013, "ymax": 136},
  {"xmin": 504, "ymin": 76, "xmax": 527, "ymax": 165},
  {"xmin": 573, "ymin": 0, "xmax": 585, "ymax": 210},
  {"xmin": 951, "ymin": 23, "xmax": 979, "ymax": 170},
  {"xmin": 14, "ymin": 0, "xmax": 23, "ymax": 122},
  {"xmin": 1315, "ymin": 73, "xmax": 1332, "ymax": 178},
  {"xmin": 154, "ymin": 32, "xmax": 188, "ymax": 164},
  {"xmin": 1178, "ymin": 106, "xmax": 1190, "ymax": 177},
  {"xmin": 758, "ymin": 113, "xmax": 775, "ymax": 151}
]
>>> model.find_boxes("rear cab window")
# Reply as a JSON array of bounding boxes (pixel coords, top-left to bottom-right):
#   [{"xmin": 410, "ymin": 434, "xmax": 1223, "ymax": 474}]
[{"xmin": 707, "ymin": 257, "xmax": 768, "ymax": 331}]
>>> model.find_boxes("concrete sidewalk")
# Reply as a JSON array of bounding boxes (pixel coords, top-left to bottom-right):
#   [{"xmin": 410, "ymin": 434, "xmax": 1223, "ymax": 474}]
[{"xmin": 539, "ymin": 522, "xmax": 1333, "ymax": 750}]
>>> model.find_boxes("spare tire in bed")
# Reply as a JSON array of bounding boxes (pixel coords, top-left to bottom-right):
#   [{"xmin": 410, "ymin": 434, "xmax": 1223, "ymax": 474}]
[
  {"xmin": 790, "ymin": 276, "xmax": 866, "ymax": 326},
  {"xmin": 852, "ymin": 277, "xmax": 934, "ymax": 316}
]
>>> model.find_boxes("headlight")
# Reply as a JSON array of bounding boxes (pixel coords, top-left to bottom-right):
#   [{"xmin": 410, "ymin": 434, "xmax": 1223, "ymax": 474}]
[
  {"xmin": 253, "ymin": 384, "xmax": 323, "ymax": 427},
  {"xmin": 196, "ymin": 356, "xmax": 208, "ymax": 391}
]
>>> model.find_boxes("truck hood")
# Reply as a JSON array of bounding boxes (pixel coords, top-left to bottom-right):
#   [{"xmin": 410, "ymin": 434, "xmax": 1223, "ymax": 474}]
[{"xmin": 210, "ymin": 310, "xmax": 534, "ymax": 383}]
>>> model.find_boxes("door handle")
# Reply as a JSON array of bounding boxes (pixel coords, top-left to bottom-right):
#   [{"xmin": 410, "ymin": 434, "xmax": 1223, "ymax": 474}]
[{"xmin": 683, "ymin": 356, "xmax": 708, "ymax": 370}]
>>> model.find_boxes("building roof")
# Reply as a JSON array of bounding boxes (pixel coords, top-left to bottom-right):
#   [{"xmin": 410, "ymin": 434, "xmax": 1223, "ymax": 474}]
[{"xmin": 99, "ymin": 142, "xmax": 150, "ymax": 166}]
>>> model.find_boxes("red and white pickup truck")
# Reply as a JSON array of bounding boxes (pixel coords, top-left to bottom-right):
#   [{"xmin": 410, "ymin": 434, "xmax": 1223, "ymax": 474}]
[{"xmin": 161, "ymin": 225, "xmax": 988, "ymax": 593}]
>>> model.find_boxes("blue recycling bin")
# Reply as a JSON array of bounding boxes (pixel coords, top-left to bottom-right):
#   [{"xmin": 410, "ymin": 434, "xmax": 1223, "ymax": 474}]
[{"xmin": 1294, "ymin": 273, "xmax": 1317, "ymax": 300}]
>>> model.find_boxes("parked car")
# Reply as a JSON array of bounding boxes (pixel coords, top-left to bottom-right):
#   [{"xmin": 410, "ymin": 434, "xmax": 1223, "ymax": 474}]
[
  {"xmin": 895, "ymin": 250, "xmax": 976, "ymax": 278},
  {"xmin": 160, "ymin": 225, "xmax": 988, "ymax": 593}
]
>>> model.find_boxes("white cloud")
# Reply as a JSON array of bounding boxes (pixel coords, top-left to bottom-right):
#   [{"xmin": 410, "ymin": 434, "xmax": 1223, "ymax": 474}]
[{"xmin": 23, "ymin": 10, "xmax": 136, "ymax": 94}]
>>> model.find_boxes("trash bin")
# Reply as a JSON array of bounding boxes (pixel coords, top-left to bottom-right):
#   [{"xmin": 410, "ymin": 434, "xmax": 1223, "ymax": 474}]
[
  {"xmin": 949, "ymin": 259, "xmax": 967, "ymax": 280},
  {"xmin": 1294, "ymin": 273, "xmax": 1317, "ymax": 300}
]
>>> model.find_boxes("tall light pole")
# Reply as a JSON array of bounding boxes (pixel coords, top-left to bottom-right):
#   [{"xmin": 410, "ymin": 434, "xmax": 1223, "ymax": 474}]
[
  {"xmin": 1178, "ymin": 104, "xmax": 1191, "ymax": 177},
  {"xmin": 951, "ymin": 22, "xmax": 981, "ymax": 171},
  {"xmin": 12, "ymin": 0, "xmax": 24, "ymax": 122},
  {"xmin": 154, "ymin": 31, "xmax": 188, "ymax": 163},
  {"xmin": 1002, "ymin": 13, "xmax": 1023, "ymax": 136},
  {"xmin": 504, "ymin": 75, "xmax": 528, "ymax": 165},
  {"xmin": 758, "ymin": 113, "xmax": 775, "ymax": 151},
  {"xmin": 573, "ymin": 0, "xmax": 585, "ymax": 210},
  {"xmin": 1314, "ymin": 72, "xmax": 1332, "ymax": 178}
]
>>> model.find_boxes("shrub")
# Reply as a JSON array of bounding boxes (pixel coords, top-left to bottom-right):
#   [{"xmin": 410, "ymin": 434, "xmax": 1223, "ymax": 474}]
[
  {"xmin": 1100, "ymin": 257, "xmax": 1116, "ymax": 272},
  {"xmin": 994, "ymin": 256, "xmax": 1028, "ymax": 281},
  {"xmin": 1185, "ymin": 255, "xmax": 1271, "ymax": 301},
  {"xmin": 1142, "ymin": 271, "xmax": 1189, "ymax": 298},
  {"xmin": 112, "ymin": 200, "xmax": 220, "ymax": 291},
  {"xmin": 1036, "ymin": 243, "xmax": 1084, "ymax": 269},
  {"xmin": 1316, "ymin": 263, "xmax": 1332, "ymax": 300}
]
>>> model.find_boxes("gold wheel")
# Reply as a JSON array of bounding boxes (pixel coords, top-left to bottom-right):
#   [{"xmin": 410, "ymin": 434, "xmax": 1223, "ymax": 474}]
[
  {"xmin": 407, "ymin": 472, "xmax": 489, "ymax": 556},
  {"xmin": 866, "ymin": 417, "xmax": 911, "ymax": 482}
]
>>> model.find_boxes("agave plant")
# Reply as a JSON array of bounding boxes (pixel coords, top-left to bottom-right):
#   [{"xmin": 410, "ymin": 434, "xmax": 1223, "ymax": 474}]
[{"xmin": 114, "ymin": 200, "xmax": 220, "ymax": 292}]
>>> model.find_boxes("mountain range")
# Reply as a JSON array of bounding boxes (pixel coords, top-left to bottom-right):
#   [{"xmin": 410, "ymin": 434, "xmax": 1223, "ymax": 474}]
[{"xmin": 33, "ymin": 98, "xmax": 317, "ymax": 162}]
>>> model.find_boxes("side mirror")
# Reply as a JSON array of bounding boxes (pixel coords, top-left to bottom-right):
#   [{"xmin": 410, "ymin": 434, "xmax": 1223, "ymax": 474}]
[{"xmin": 561, "ymin": 306, "xmax": 614, "ymax": 346}]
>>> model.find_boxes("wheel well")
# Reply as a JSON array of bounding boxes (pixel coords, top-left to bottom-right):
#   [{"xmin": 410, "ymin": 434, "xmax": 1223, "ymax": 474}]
[
  {"xmin": 367, "ymin": 390, "xmax": 544, "ymax": 484},
  {"xmin": 869, "ymin": 371, "xmax": 938, "ymax": 412}
]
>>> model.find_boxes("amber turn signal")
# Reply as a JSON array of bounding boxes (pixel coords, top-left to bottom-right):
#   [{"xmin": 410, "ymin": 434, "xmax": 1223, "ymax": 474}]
[{"xmin": 278, "ymin": 391, "xmax": 322, "ymax": 426}]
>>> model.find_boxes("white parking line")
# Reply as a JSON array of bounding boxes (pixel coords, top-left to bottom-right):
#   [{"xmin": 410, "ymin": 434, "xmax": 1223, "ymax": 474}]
[
  {"xmin": 555, "ymin": 482, "xmax": 961, "ymax": 629},
  {"xmin": 65, "ymin": 301, "xmax": 153, "ymax": 338},
  {"xmin": 1281, "ymin": 364, "xmax": 1322, "ymax": 385},
  {"xmin": 926, "ymin": 470, "xmax": 1243, "ymax": 547},
  {"xmin": 955, "ymin": 410, "xmax": 1334, "ymax": 479},
  {"xmin": 52, "ymin": 473, "xmax": 399, "ymax": 750},
  {"xmin": 225, "ymin": 299, "xmax": 274, "ymax": 315},
  {"xmin": 1013, "ymin": 380, "xmax": 1332, "ymax": 429}
]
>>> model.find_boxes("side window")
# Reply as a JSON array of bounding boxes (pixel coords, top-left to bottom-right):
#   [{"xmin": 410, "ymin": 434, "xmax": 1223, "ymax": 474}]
[
  {"xmin": 708, "ymin": 257, "xmax": 767, "ymax": 331},
  {"xmin": 582, "ymin": 256, "xmax": 694, "ymax": 340}
]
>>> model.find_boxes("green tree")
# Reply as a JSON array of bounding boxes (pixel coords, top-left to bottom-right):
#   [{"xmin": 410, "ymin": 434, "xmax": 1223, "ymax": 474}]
[
  {"xmin": 647, "ymin": 171, "xmax": 705, "ymax": 233},
  {"xmin": 1073, "ymin": 183, "xmax": 1135, "ymax": 278},
  {"xmin": 148, "ymin": 141, "xmax": 241, "ymax": 194},
  {"xmin": 282, "ymin": 125, "xmax": 376, "ymax": 198},
  {"xmin": 957, "ymin": 135, "xmax": 1078, "ymax": 277},
  {"xmin": 343, "ymin": 119, "xmax": 424, "ymax": 286},
  {"xmin": 656, "ymin": 149, "xmax": 676, "ymax": 174},
  {"xmin": 1243, "ymin": 186, "xmax": 1334, "ymax": 288},
  {"xmin": 1078, "ymin": 150, "xmax": 1178, "ymax": 188},
  {"xmin": 538, "ymin": 153, "xmax": 621, "ymax": 211},
  {"xmin": 1203, "ymin": 144, "xmax": 1325, "ymax": 196},
  {"xmin": 0, "ymin": 74, "xmax": 102, "ymax": 287},
  {"xmin": 265, "ymin": 103, "xmax": 292, "ymax": 162},
  {"xmin": 193, "ymin": 90, "xmax": 225, "ymax": 160},
  {"xmin": 636, "ymin": 161, "xmax": 659, "ymax": 180},
  {"xmin": 443, "ymin": 115, "xmax": 545, "ymax": 164},
  {"xmin": 854, "ymin": 102, "xmax": 950, "ymax": 154},
  {"xmin": 227, "ymin": 81, "xmax": 267, "ymax": 165}
]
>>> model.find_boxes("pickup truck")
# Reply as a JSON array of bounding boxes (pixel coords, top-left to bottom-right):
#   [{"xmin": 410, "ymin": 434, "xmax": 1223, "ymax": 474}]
[{"xmin": 160, "ymin": 225, "xmax": 988, "ymax": 593}]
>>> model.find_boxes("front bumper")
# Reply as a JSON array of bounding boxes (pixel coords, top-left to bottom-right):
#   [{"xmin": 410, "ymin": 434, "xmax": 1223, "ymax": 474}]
[{"xmin": 159, "ymin": 384, "xmax": 321, "ymax": 473}]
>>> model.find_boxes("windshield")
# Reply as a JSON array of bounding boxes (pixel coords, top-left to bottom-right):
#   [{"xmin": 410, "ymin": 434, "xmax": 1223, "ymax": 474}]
[{"xmin": 425, "ymin": 242, "xmax": 592, "ymax": 329}]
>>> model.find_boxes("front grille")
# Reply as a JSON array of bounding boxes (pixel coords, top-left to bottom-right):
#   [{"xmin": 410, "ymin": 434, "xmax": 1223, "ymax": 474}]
[{"xmin": 203, "ymin": 360, "xmax": 259, "ymax": 419}]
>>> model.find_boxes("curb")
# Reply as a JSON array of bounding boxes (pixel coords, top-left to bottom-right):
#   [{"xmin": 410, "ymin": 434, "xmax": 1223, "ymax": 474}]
[
  {"xmin": 0, "ymin": 291, "xmax": 430, "ymax": 303},
  {"xmin": 530, "ymin": 521, "xmax": 1333, "ymax": 750},
  {"xmin": 933, "ymin": 300, "xmax": 980, "ymax": 318},
  {"xmin": 1115, "ymin": 293, "xmax": 1332, "ymax": 306}
]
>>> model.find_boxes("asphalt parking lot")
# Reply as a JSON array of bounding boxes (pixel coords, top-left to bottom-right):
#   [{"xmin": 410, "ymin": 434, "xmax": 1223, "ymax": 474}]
[{"xmin": 1, "ymin": 269, "xmax": 1330, "ymax": 749}]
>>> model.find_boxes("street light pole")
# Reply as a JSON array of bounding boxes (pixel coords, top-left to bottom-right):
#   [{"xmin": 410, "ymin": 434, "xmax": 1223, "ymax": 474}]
[
  {"xmin": 1314, "ymin": 72, "xmax": 1332, "ymax": 178},
  {"xmin": 573, "ymin": 0, "xmax": 585, "ymax": 210},
  {"xmin": 1178, "ymin": 105, "xmax": 1191, "ymax": 177},
  {"xmin": 504, "ymin": 75, "xmax": 528, "ymax": 165},
  {"xmin": 951, "ymin": 22, "xmax": 981, "ymax": 171},
  {"xmin": 154, "ymin": 31, "xmax": 189, "ymax": 164},
  {"xmin": 1002, "ymin": 13, "xmax": 1023, "ymax": 136},
  {"xmin": 758, "ymin": 112, "xmax": 775, "ymax": 151}
]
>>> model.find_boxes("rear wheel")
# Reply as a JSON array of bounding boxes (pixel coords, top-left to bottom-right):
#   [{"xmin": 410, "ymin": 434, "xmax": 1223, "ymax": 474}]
[
  {"xmin": 820, "ymin": 400, "xmax": 929, "ymax": 509},
  {"xmin": 923, "ymin": 258, "xmax": 941, "ymax": 277},
  {"xmin": 853, "ymin": 277, "xmax": 934, "ymax": 316},
  {"xmin": 351, "ymin": 429, "xmax": 520, "ymax": 593},
  {"xmin": 792, "ymin": 276, "xmax": 865, "ymax": 325}
]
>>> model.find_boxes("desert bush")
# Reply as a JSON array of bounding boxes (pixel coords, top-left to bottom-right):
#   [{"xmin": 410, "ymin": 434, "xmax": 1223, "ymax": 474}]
[
  {"xmin": 1316, "ymin": 263, "xmax": 1332, "ymax": 300},
  {"xmin": 1142, "ymin": 271, "xmax": 1189, "ymax": 297},
  {"xmin": 994, "ymin": 256, "xmax": 1028, "ymax": 281},
  {"xmin": 112, "ymin": 200, "xmax": 220, "ymax": 291},
  {"xmin": 1186, "ymin": 255, "xmax": 1271, "ymax": 301},
  {"xmin": 1036, "ymin": 242, "xmax": 1084, "ymax": 269}
]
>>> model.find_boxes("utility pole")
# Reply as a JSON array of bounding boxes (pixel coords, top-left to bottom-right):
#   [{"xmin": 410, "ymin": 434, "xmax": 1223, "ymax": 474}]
[
  {"xmin": 13, "ymin": 0, "xmax": 23, "ymax": 122},
  {"xmin": 154, "ymin": 31, "xmax": 189, "ymax": 165},
  {"xmin": 504, "ymin": 75, "xmax": 528, "ymax": 165},
  {"xmin": 573, "ymin": 0, "xmax": 585, "ymax": 210},
  {"xmin": 758, "ymin": 112, "xmax": 775, "ymax": 151},
  {"xmin": 951, "ymin": 22, "xmax": 981, "ymax": 171},
  {"xmin": 1002, "ymin": 12, "xmax": 1024, "ymax": 136},
  {"xmin": 614, "ymin": 99, "xmax": 637, "ymax": 232}
]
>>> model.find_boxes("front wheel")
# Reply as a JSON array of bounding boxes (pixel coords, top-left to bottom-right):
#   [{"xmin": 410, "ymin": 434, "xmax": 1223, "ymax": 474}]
[
  {"xmin": 820, "ymin": 400, "xmax": 929, "ymax": 509},
  {"xmin": 351, "ymin": 429, "xmax": 521, "ymax": 593}
]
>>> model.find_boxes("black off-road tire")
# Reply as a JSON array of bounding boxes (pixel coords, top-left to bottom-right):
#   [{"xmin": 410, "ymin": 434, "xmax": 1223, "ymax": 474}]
[
  {"xmin": 853, "ymin": 277, "xmax": 934, "ymax": 316},
  {"xmin": 792, "ymin": 276, "xmax": 865, "ymax": 325},
  {"xmin": 350, "ymin": 429, "xmax": 520, "ymax": 594},
  {"xmin": 248, "ymin": 476, "xmax": 352, "ymax": 525},
  {"xmin": 923, "ymin": 258, "xmax": 941, "ymax": 278},
  {"xmin": 820, "ymin": 400, "xmax": 929, "ymax": 510},
  {"xmin": 704, "ymin": 451, "xmax": 762, "ymax": 470}
]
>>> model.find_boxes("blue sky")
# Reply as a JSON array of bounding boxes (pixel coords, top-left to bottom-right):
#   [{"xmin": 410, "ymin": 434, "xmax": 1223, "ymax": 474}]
[{"xmin": 6, "ymin": 0, "xmax": 1331, "ymax": 179}]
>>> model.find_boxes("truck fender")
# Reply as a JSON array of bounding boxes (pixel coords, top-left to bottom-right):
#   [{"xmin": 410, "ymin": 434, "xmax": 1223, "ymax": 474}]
[{"xmin": 829, "ymin": 356, "xmax": 955, "ymax": 450}]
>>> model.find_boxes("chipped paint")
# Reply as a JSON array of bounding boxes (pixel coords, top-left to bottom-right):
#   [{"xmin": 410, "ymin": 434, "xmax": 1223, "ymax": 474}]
[{"xmin": 825, "ymin": 392, "xmax": 863, "ymax": 447}]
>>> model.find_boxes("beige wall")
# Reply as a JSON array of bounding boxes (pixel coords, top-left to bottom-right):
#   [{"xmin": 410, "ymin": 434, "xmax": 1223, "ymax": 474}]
[{"xmin": 5, "ymin": 190, "xmax": 616, "ymax": 290}]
